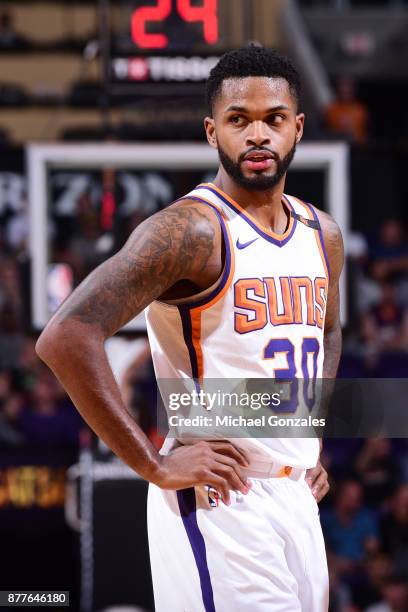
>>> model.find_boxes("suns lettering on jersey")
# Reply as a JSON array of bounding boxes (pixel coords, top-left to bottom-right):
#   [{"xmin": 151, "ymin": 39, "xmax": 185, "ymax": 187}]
[
  {"xmin": 264, "ymin": 277, "xmax": 294, "ymax": 326},
  {"xmin": 314, "ymin": 277, "xmax": 328, "ymax": 329},
  {"xmin": 234, "ymin": 278, "xmax": 268, "ymax": 334},
  {"xmin": 233, "ymin": 276, "xmax": 328, "ymax": 332}
]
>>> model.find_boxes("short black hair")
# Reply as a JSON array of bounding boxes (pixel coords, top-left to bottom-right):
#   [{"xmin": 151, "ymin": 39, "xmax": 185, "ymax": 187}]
[{"xmin": 206, "ymin": 45, "xmax": 301, "ymax": 116}]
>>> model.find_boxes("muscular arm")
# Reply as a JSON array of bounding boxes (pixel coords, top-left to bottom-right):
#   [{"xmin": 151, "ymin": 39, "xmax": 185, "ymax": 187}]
[
  {"xmin": 319, "ymin": 210, "xmax": 344, "ymax": 378},
  {"xmin": 36, "ymin": 202, "xmax": 250, "ymax": 501},
  {"xmin": 306, "ymin": 209, "xmax": 344, "ymax": 500}
]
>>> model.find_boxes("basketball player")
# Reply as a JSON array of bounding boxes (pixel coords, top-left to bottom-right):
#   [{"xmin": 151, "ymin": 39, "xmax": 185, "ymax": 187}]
[{"xmin": 36, "ymin": 46, "xmax": 344, "ymax": 611}]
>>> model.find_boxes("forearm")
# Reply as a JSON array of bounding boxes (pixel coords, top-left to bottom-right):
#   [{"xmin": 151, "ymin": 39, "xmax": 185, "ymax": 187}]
[
  {"xmin": 323, "ymin": 324, "xmax": 342, "ymax": 378},
  {"xmin": 36, "ymin": 319, "xmax": 161, "ymax": 482},
  {"xmin": 317, "ymin": 324, "xmax": 342, "ymax": 428}
]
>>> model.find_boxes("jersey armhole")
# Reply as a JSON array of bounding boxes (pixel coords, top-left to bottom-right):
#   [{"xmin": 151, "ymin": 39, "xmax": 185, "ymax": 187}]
[
  {"xmin": 157, "ymin": 198, "xmax": 231, "ymax": 308},
  {"xmin": 293, "ymin": 198, "xmax": 331, "ymax": 281}
]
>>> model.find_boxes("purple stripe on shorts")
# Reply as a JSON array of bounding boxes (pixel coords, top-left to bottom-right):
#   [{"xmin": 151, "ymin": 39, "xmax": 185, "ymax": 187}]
[{"xmin": 177, "ymin": 488, "xmax": 216, "ymax": 612}]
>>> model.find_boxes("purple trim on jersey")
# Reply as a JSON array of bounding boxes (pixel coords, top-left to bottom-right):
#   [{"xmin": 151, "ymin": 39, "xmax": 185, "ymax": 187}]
[
  {"xmin": 177, "ymin": 488, "xmax": 216, "ymax": 612},
  {"xmin": 177, "ymin": 305, "xmax": 200, "ymax": 392},
  {"xmin": 175, "ymin": 196, "xmax": 232, "ymax": 308},
  {"xmin": 197, "ymin": 186, "xmax": 298, "ymax": 248},
  {"xmin": 307, "ymin": 203, "xmax": 331, "ymax": 280},
  {"xmin": 175, "ymin": 197, "xmax": 232, "ymax": 386}
]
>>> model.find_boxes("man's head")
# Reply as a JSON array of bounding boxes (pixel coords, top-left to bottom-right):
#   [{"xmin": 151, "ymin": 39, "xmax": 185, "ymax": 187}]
[
  {"xmin": 204, "ymin": 45, "xmax": 304, "ymax": 191},
  {"xmin": 335, "ymin": 479, "xmax": 363, "ymax": 514}
]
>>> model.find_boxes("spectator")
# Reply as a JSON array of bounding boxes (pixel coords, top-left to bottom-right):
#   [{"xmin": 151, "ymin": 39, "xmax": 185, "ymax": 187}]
[
  {"xmin": 355, "ymin": 439, "xmax": 401, "ymax": 506},
  {"xmin": 325, "ymin": 76, "xmax": 369, "ymax": 145},
  {"xmin": 0, "ymin": 9, "xmax": 29, "ymax": 50},
  {"xmin": 0, "ymin": 258, "xmax": 24, "ymax": 368},
  {"xmin": 361, "ymin": 283, "xmax": 408, "ymax": 353},
  {"xmin": 368, "ymin": 219, "xmax": 408, "ymax": 287},
  {"xmin": 67, "ymin": 192, "xmax": 105, "ymax": 281},
  {"xmin": 321, "ymin": 480, "xmax": 380, "ymax": 578},
  {"xmin": 350, "ymin": 553, "xmax": 393, "ymax": 610},
  {"xmin": 380, "ymin": 485, "xmax": 408, "ymax": 578},
  {"xmin": 19, "ymin": 371, "xmax": 83, "ymax": 448},
  {"xmin": 365, "ymin": 575, "xmax": 408, "ymax": 612},
  {"xmin": 321, "ymin": 439, "xmax": 363, "ymax": 482},
  {"xmin": 0, "ymin": 369, "xmax": 23, "ymax": 446},
  {"xmin": 328, "ymin": 564, "xmax": 354, "ymax": 612}
]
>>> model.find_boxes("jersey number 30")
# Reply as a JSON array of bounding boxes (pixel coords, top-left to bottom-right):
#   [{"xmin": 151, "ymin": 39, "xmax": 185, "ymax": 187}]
[{"xmin": 263, "ymin": 337, "xmax": 320, "ymax": 413}]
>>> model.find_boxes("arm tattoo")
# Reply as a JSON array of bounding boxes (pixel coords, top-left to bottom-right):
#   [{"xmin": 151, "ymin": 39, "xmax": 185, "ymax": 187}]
[
  {"xmin": 315, "ymin": 209, "xmax": 344, "ymax": 378},
  {"xmin": 57, "ymin": 203, "xmax": 216, "ymax": 336}
]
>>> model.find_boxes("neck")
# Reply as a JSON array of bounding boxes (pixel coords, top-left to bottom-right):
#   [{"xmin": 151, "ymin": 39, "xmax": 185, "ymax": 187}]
[{"xmin": 212, "ymin": 168, "xmax": 288, "ymax": 234}]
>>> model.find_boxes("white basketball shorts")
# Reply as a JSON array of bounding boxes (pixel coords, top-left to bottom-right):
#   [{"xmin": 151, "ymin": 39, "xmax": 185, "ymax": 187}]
[{"xmin": 147, "ymin": 467, "xmax": 329, "ymax": 612}]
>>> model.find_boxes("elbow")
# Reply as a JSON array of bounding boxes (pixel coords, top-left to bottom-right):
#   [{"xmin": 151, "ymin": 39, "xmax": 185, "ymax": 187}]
[
  {"xmin": 35, "ymin": 322, "xmax": 64, "ymax": 366},
  {"xmin": 36, "ymin": 317, "xmax": 77, "ymax": 366},
  {"xmin": 36, "ymin": 317, "xmax": 103, "ymax": 367}
]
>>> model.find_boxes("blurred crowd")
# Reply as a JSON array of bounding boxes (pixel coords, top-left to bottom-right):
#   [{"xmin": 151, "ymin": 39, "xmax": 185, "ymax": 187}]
[
  {"xmin": 0, "ymin": 338, "xmax": 83, "ymax": 449},
  {"xmin": 322, "ymin": 439, "xmax": 408, "ymax": 612},
  {"xmin": 341, "ymin": 216, "xmax": 408, "ymax": 378}
]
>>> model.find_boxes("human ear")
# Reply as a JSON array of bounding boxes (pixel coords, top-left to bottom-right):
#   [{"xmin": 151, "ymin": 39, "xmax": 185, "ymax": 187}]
[{"xmin": 204, "ymin": 116, "xmax": 217, "ymax": 149}]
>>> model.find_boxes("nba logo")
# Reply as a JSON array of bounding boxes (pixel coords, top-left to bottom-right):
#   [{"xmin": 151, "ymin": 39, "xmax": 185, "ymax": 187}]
[{"xmin": 207, "ymin": 486, "xmax": 220, "ymax": 508}]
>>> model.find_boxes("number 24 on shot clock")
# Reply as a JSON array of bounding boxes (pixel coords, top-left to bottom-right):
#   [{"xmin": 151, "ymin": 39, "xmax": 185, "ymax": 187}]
[{"xmin": 131, "ymin": 0, "xmax": 218, "ymax": 49}]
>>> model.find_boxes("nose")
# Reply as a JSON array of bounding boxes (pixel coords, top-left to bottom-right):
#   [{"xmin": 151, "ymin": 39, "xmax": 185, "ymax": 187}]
[{"xmin": 246, "ymin": 120, "xmax": 271, "ymax": 148}]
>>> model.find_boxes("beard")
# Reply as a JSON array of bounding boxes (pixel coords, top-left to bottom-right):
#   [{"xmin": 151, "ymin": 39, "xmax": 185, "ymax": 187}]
[{"xmin": 217, "ymin": 139, "xmax": 297, "ymax": 191}]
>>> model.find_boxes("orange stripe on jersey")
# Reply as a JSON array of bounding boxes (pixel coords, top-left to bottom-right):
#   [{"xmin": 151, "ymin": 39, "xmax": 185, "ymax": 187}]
[
  {"xmin": 179, "ymin": 193, "xmax": 226, "ymax": 219},
  {"xmin": 314, "ymin": 277, "xmax": 328, "ymax": 329},
  {"xmin": 189, "ymin": 217, "xmax": 236, "ymax": 382},
  {"xmin": 194, "ymin": 219, "xmax": 235, "ymax": 312},
  {"xmin": 290, "ymin": 277, "xmax": 315, "ymax": 325},
  {"xmin": 264, "ymin": 277, "xmax": 294, "ymax": 326},
  {"xmin": 198, "ymin": 183, "xmax": 295, "ymax": 242},
  {"xmin": 234, "ymin": 278, "xmax": 268, "ymax": 334}
]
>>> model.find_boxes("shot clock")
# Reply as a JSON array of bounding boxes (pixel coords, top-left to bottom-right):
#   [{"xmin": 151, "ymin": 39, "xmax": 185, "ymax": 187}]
[
  {"xmin": 105, "ymin": 0, "xmax": 234, "ymax": 86},
  {"xmin": 111, "ymin": 0, "xmax": 227, "ymax": 54},
  {"xmin": 131, "ymin": 0, "xmax": 219, "ymax": 49}
]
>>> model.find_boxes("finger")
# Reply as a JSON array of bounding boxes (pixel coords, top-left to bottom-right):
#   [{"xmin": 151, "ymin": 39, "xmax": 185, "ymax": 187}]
[
  {"xmin": 207, "ymin": 441, "xmax": 250, "ymax": 466},
  {"xmin": 214, "ymin": 462, "xmax": 250, "ymax": 494},
  {"xmin": 305, "ymin": 467, "xmax": 320, "ymax": 488},
  {"xmin": 311, "ymin": 473, "xmax": 329, "ymax": 499},
  {"xmin": 212, "ymin": 454, "xmax": 251, "ymax": 490},
  {"xmin": 208, "ymin": 441, "xmax": 250, "ymax": 465},
  {"xmin": 208, "ymin": 475, "xmax": 230, "ymax": 505},
  {"xmin": 314, "ymin": 480, "xmax": 330, "ymax": 503}
]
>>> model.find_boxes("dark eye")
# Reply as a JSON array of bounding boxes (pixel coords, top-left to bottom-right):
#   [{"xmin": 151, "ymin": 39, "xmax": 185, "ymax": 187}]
[{"xmin": 230, "ymin": 115, "xmax": 243, "ymax": 125}]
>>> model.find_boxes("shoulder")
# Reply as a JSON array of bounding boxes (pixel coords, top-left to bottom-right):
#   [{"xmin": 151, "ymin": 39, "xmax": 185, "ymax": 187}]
[
  {"xmin": 288, "ymin": 194, "xmax": 341, "ymax": 248},
  {"xmin": 145, "ymin": 197, "xmax": 221, "ymax": 243},
  {"xmin": 168, "ymin": 197, "xmax": 222, "ymax": 234},
  {"xmin": 312, "ymin": 206, "xmax": 343, "ymax": 250},
  {"xmin": 130, "ymin": 197, "xmax": 221, "ymax": 257},
  {"xmin": 311, "ymin": 205, "xmax": 344, "ymax": 280}
]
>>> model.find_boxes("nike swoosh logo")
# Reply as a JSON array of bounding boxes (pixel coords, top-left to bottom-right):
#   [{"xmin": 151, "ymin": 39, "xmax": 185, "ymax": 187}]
[{"xmin": 236, "ymin": 237, "xmax": 259, "ymax": 250}]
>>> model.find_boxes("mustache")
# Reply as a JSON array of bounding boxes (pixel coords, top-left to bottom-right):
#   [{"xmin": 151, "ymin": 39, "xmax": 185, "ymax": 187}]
[{"xmin": 238, "ymin": 147, "xmax": 279, "ymax": 163}]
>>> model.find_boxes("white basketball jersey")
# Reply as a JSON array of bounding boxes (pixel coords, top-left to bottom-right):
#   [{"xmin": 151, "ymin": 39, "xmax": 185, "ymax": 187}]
[{"xmin": 145, "ymin": 183, "xmax": 330, "ymax": 469}]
